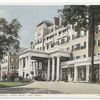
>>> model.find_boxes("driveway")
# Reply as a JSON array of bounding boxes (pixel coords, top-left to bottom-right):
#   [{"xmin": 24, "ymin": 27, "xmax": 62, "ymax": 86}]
[
  {"xmin": 0, "ymin": 81, "xmax": 100, "ymax": 94},
  {"xmin": 18, "ymin": 81, "xmax": 100, "ymax": 94}
]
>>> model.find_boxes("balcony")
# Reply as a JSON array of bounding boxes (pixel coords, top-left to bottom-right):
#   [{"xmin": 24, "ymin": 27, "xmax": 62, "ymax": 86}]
[
  {"xmin": 61, "ymin": 56, "xmax": 100, "ymax": 68},
  {"xmin": 72, "ymin": 32, "xmax": 86, "ymax": 40}
]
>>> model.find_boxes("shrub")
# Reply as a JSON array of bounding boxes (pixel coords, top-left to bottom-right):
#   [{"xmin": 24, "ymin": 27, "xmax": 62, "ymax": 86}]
[
  {"xmin": 30, "ymin": 71, "xmax": 34, "ymax": 75},
  {"xmin": 19, "ymin": 76, "xmax": 23, "ymax": 81},
  {"xmin": 26, "ymin": 73, "xmax": 29, "ymax": 79},
  {"xmin": 9, "ymin": 72, "xmax": 17, "ymax": 81},
  {"xmin": 30, "ymin": 71, "xmax": 34, "ymax": 79},
  {"xmin": 21, "ymin": 78, "xmax": 31, "ymax": 83},
  {"xmin": 2, "ymin": 73, "xmax": 7, "ymax": 82}
]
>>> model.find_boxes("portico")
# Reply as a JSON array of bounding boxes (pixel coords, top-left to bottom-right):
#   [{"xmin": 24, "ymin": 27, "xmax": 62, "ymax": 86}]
[
  {"xmin": 19, "ymin": 49, "xmax": 71, "ymax": 81},
  {"xmin": 19, "ymin": 49, "xmax": 48, "ymax": 79}
]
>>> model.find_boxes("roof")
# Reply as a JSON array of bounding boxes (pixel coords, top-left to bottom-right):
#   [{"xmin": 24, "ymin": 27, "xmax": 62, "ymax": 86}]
[{"xmin": 37, "ymin": 20, "xmax": 53, "ymax": 27}]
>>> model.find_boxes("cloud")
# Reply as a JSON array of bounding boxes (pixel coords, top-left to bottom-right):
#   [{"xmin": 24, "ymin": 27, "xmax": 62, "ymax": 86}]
[{"xmin": 0, "ymin": 9, "xmax": 10, "ymax": 18}]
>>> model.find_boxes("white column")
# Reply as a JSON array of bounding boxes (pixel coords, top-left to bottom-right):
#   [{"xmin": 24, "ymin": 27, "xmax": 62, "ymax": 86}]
[
  {"xmin": 27, "ymin": 56, "xmax": 31, "ymax": 75},
  {"xmin": 56, "ymin": 56, "xmax": 60, "ymax": 81},
  {"xmin": 86, "ymin": 65, "xmax": 90, "ymax": 82},
  {"xmin": 22, "ymin": 58, "xmax": 24, "ymax": 77},
  {"xmin": 19, "ymin": 58, "xmax": 21, "ymax": 76},
  {"xmin": 99, "ymin": 64, "xmax": 100, "ymax": 80},
  {"xmin": 24, "ymin": 57, "xmax": 26, "ymax": 76},
  {"xmin": 74, "ymin": 66, "xmax": 78, "ymax": 82},
  {"xmin": 24, "ymin": 57, "xmax": 27, "ymax": 78},
  {"xmin": 47, "ymin": 58, "xmax": 50, "ymax": 81},
  {"xmin": 60, "ymin": 68, "xmax": 63, "ymax": 81},
  {"xmin": 52, "ymin": 57, "xmax": 55, "ymax": 81},
  {"xmin": 34, "ymin": 61, "xmax": 36, "ymax": 77},
  {"xmin": 22, "ymin": 58, "xmax": 23, "ymax": 68},
  {"xmin": 18, "ymin": 58, "xmax": 20, "ymax": 75},
  {"xmin": 19, "ymin": 58, "xmax": 23, "ymax": 77},
  {"xmin": 37, "ymin": 61, "xmax": 39, "ymax": 75}
]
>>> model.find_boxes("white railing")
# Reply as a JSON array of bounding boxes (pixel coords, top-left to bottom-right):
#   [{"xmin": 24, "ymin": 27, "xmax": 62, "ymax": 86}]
[{"xmin": 61, "ymin": 56, "xmax": 100, "ymax": 66}]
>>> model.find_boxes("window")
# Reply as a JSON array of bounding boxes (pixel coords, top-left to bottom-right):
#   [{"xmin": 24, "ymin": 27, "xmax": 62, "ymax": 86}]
[
  {"xmin": 66, "ymin": 48, "xmax": 68, "ymax": 51},
  {"xmin": 50, "ymin": 28, "xmax": 53, "ymax": 32},
  {"xmin": 47, "ymin": 37, "xmax": 49, "ymax": 40},
  {"xmin": 11, "ymin": 58, "xmax": 14, "ymax": 62},
  {"xmin": 98, "ymin": 53, "xmax": 100, "ymax": 55},
  {"xmin": 77, "ymin": 32, "xmax": 80, "ymax": 37},
  {"xmin": 63, "ymin": 29, "xmax": 67, "ymax": 33},
  {"xmin": 6, "ymin": 60, "xmax": 7, "ymax": 63},
  {"xmin": 98, "ymin": 39, "xmax": 100, "ymax": 46},
  {"xmin": 67, "ymin": 36, "xmax": 70, "ymax": 42},
  {"xmin": 55, "ymin": 33, "xmax": 57, "ymax": 36},
  {"xmin": 76, "ymin": 56, "xmax": 80, "ymax": 59},
  {"xmin": 43, "ymin": 46, "xmax": 45, "ymax": 50},
  {"xmin": 83, "ymin": 42, "xmax": 86, "ymax": 48},
  {"xmin": 72, "ymin": 43, "xmax": 81, "ymax": 51},
  {"xmin": 23, "ymin": 58, "xmax": 25, "ymax": 68},
  {"xmin": 40, "ymin": 47, "xmax": 42, "ymax": 50},
  {"xmin": 61, "ymin": 38, "xmax": 65, "ymax": 44},
  {"xmin": 66, "ymin": 47, "xmax": 70, "ymax": 51},
  {"xmin": 56, "ymin": 40, "xmax": 60, "ymax": 45},
  {"xmin": 72, "ymin": 34, "xmax": 75, "ymax": 40},
  {"xmin": 83, "ymin": 55, "xmax": 86, "ymax": 58},
  {"xmin": 72, "ymin": 46, "xmax": 74, "ymax": 51},
  {"xmin": 10, "ymin": 66, "xmax": 13, "ymax": 69},
  {"xmin": 59, "ymin": 31, "xmax": 62, "ymax": 35},
  {"xmin": 77, "ymin": 43, "xmax": 80, "ymax": 50},
  {"xmin": 51, "ymin": 43, "xmax": 54, "ymax": 48},
  {"xmin": 47, "ymin": 44, "xmax": 49, "ymax": 49}
]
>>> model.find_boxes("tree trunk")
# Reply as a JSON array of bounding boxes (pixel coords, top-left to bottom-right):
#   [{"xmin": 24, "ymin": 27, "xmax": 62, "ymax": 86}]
[{"xmin": 88, "ymin": 6, "xmax": 96, "ymax": 83}]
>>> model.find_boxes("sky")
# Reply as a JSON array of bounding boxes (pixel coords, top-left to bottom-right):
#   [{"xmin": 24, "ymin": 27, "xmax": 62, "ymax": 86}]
[{"xmin": 0, "ymin": 5, "xmax": 63, "ymax": 48}]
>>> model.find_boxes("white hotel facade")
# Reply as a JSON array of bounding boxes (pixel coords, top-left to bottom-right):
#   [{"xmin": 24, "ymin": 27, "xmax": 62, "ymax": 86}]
[{"xmin": 18, "ymin": 17, "xmax": 100, "ymax": 82}]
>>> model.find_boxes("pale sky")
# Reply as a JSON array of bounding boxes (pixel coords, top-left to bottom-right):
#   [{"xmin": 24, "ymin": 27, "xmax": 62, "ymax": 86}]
[{"xmin": 0, "ymin": 5, "xmax": 63, "ymax": 48}]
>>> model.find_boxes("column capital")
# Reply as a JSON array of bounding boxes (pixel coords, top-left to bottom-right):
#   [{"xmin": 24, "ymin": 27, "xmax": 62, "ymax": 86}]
[
  {"xmin": 52, "ymin": 56, "xmax": 56, "ymax": 58},
  {"xmin": 57, "ymin": 55, "xmax": 61, "ymax": 58}
]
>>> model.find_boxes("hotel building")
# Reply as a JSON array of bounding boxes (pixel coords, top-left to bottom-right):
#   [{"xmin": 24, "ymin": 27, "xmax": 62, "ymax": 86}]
[
  {"xmin": 15, "ymin": 17, "xmax": 100, "ymax": 82},
  {"xmin": 0, "ymin": 45, "xmax": 19, "ymax": 80}
]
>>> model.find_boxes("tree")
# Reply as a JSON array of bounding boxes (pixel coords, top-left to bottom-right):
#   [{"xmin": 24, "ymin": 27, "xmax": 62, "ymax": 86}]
[
  {"xmin": 0, "ymin": 18, "xmax": 21, "ymax": 59},
  {"xmin": 59, "ymin": 5, "xmax": 100, "ymax": 83}
]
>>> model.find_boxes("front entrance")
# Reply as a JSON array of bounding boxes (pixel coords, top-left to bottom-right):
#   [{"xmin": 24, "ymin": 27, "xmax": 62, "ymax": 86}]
[
  {"xmin": 68, "ymin": 67, "xmax": 74, "ymax": 81},
  {"xmin": 77, "ymin": 66, "xmax": 86, "ymax": 81},
  {"xmin": 93, "ymin": 64, "xmax": 99, "ymax": 82},
  {"xmin": 62, "ymin": 68, "xmax": 68, "ymax": 81},
  {"xmin": 62, "ymin": 67, "xmax": 74, "ymax": 82}
]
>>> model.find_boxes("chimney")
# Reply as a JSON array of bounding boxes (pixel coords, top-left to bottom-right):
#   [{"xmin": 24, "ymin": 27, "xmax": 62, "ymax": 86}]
[
  {"xmin": 30, "ymin": 42, "xmax": 33, "ymax": 49},
  {"xmin": 54, "ymin": 17, "xmax": 60, "ymax": 26}
]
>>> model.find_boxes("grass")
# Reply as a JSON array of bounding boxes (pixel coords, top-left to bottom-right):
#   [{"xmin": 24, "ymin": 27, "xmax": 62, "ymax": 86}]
[{"xmin": 0, "ymin": 82, "xmax": 30, "ymax": 88}]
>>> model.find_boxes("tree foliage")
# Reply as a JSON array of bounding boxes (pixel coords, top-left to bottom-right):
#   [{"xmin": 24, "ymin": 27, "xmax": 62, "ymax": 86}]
[
  {"xmin": 59, "ymin": 5, "xmax": 100, "ymax": 82},
  {"xmin": 0, "ymin": 18, "xmax": 21, "ymax": 59},
  {"xmin": 59, "ymin": 5, "xmax": 100, "ymax": 32}
]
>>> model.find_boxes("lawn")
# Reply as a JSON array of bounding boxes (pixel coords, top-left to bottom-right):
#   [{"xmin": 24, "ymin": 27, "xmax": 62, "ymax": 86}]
[{"xmin": 0, "ymin": 82, "xmax": 30, "ymax": 88}]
